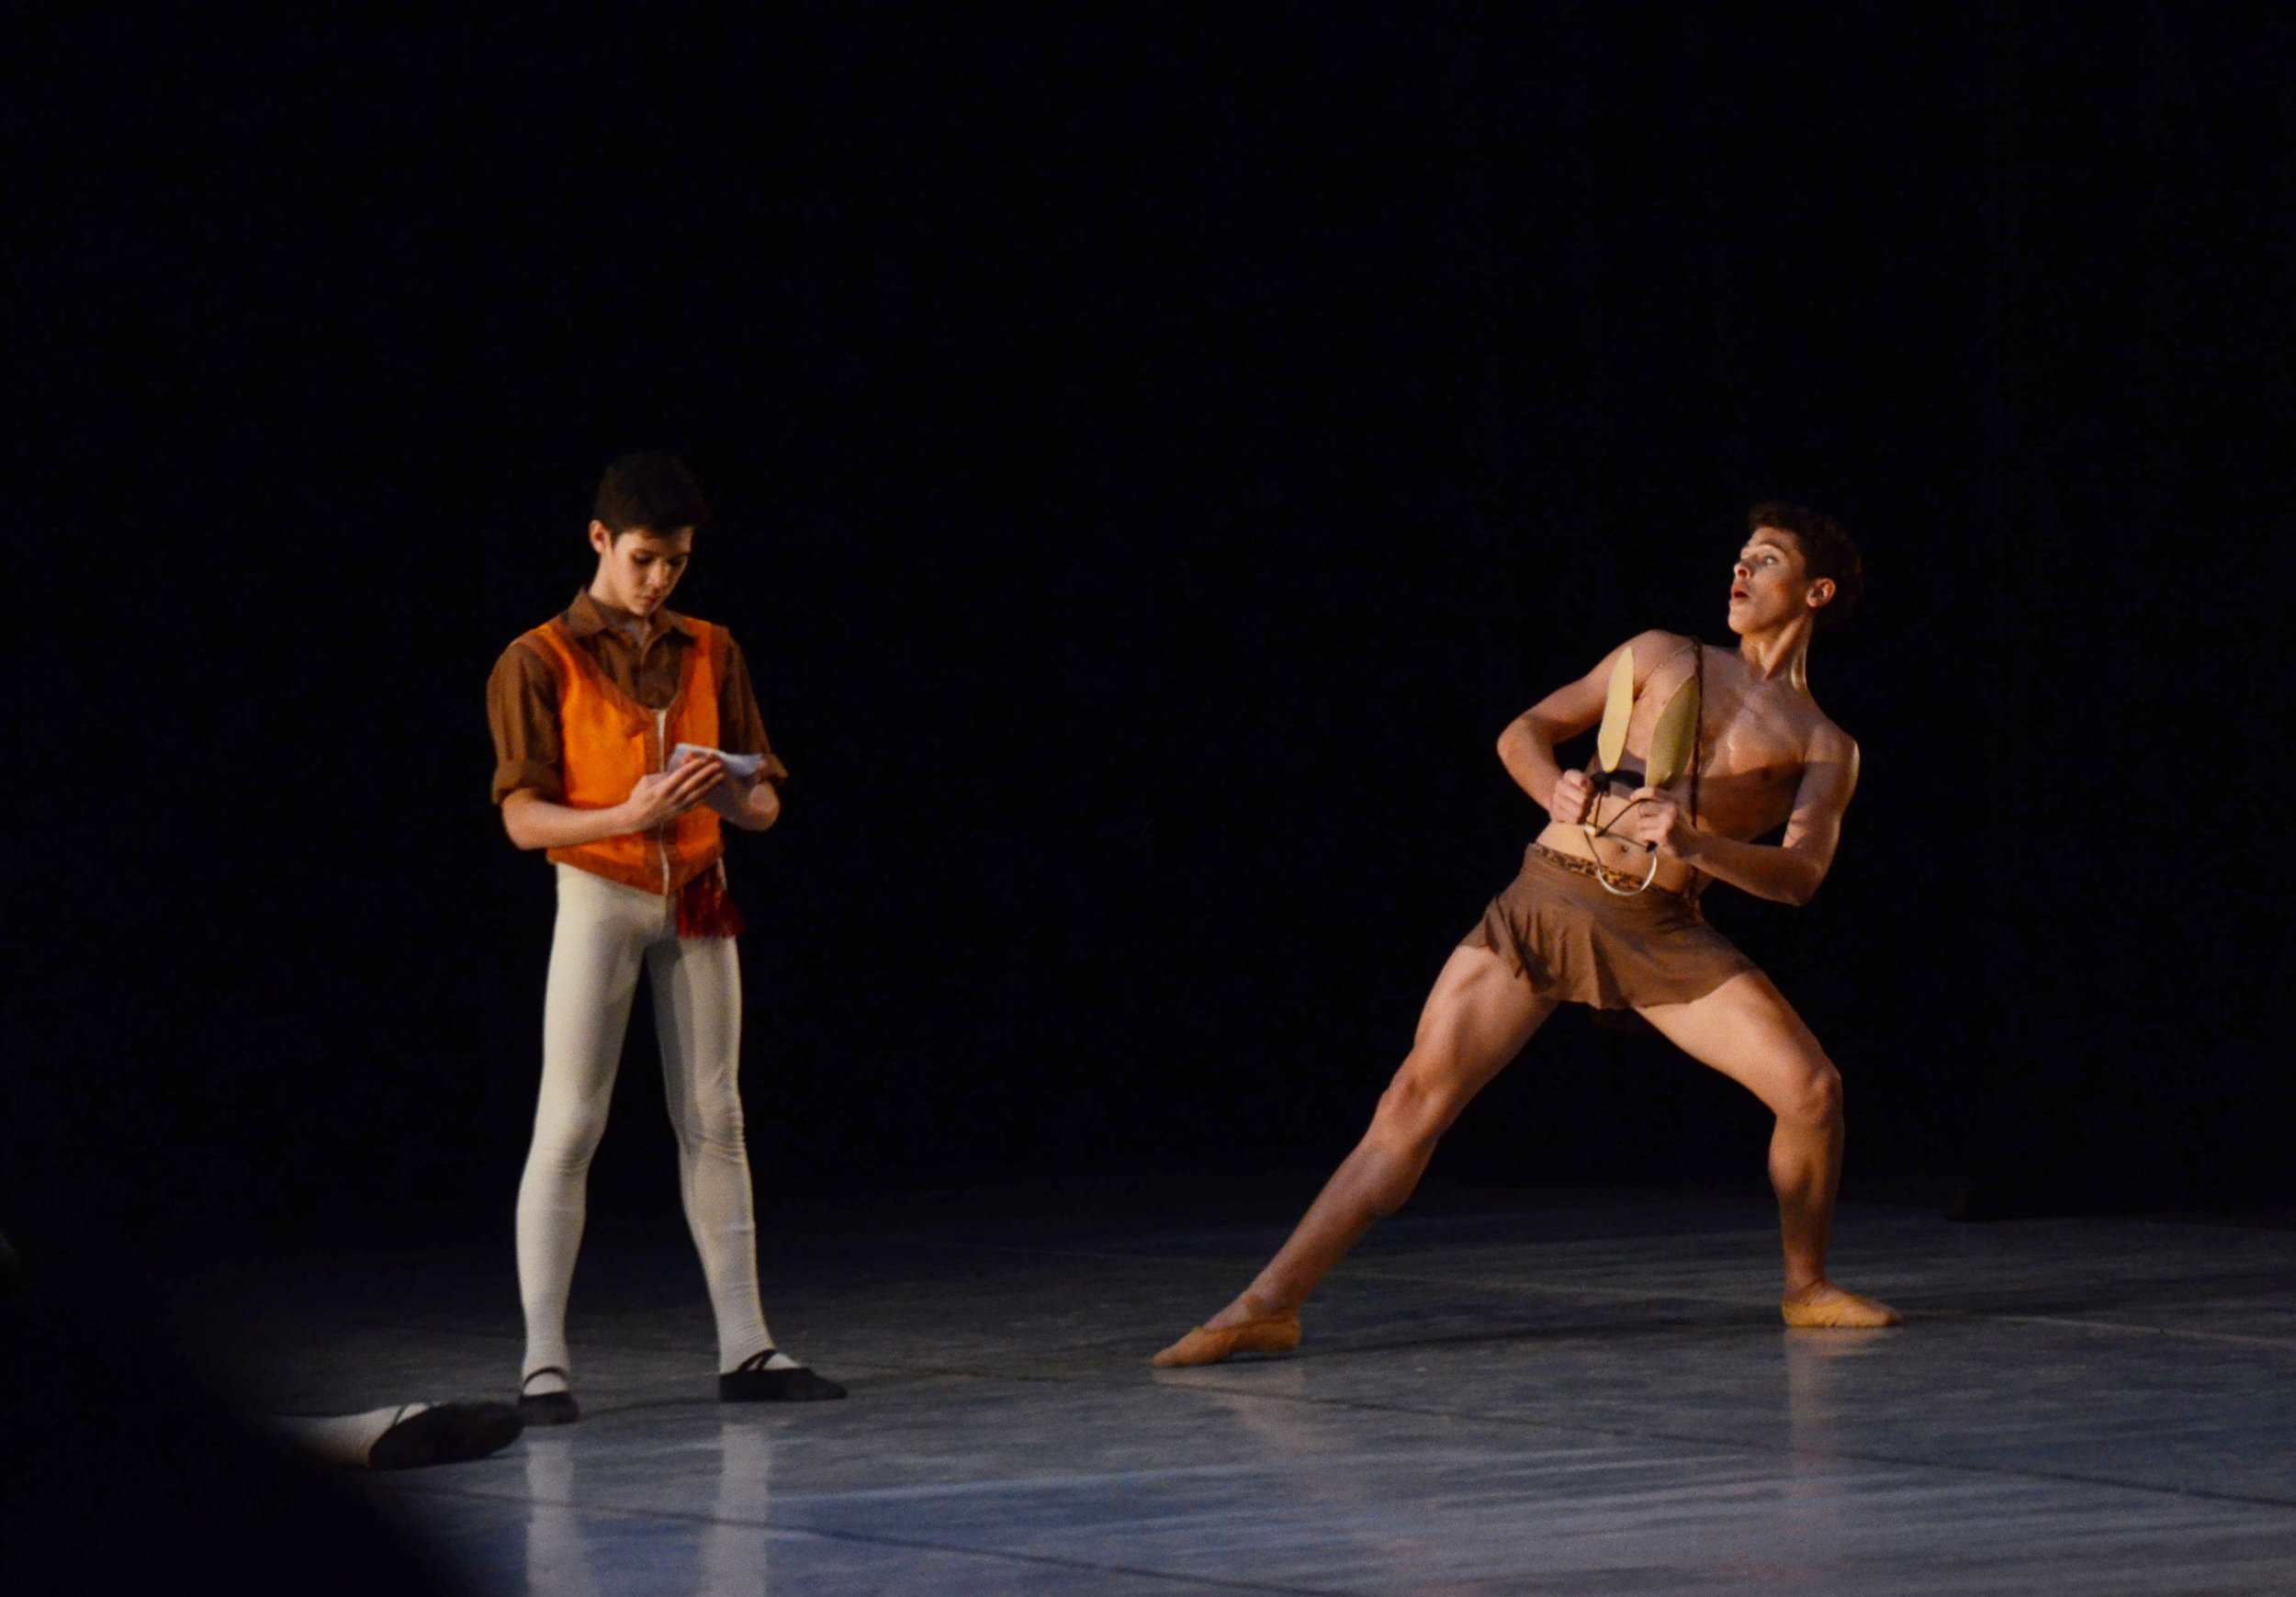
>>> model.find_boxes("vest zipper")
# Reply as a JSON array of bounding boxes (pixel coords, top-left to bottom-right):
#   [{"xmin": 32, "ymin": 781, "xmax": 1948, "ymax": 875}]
[{"xmin": 656, "ymin": 707, "xmax": 670, "ymax": 899}]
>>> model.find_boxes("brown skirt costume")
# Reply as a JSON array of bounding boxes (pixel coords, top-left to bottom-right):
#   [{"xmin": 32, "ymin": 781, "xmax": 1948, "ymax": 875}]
[{"xmin": 1460, "ymin": 844, "xmax": 1757, "ymax": 1010}]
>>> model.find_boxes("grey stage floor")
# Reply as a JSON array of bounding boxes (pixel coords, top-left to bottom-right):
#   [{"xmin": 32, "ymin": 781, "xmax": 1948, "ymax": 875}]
[{"xmin": 203, "ymin": 1189, "xmax": 2296, "ymax": 1595}]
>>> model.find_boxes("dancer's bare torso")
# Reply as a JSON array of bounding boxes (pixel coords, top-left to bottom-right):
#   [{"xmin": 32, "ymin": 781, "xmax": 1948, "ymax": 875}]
[{"xmin": 1534, "ymin": 630, "xmax": 1855, "ymax": 897}]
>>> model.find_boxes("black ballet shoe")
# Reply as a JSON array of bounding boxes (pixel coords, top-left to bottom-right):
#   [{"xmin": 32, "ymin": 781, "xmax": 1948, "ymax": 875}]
[
  {"xmin": 718, "ymin": 1350, "xmax": 847, "ymax": 1402},
  {"xmin": 517, "ymin": 1366, "xmax": 580, "ymax": 1425},
  {"xmin": 367, "ymin": 1402, "xmax": 526, "ymax": 1470}
]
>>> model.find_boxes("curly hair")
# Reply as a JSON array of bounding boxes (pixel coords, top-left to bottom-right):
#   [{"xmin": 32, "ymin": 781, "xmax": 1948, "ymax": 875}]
[{"xmin": 1748, "ymin": 501, "xmax": 1862, "ymax": 630}]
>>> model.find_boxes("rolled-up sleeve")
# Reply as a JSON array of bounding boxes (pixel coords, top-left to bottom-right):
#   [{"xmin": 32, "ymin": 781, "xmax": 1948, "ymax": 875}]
[
  {"xmin": 488, "ymin": 641, "xmax": 565, "ymax": 804},
  {"xmin": 716, "ymin": 634, "xmax": 790, "ymax": 788}
]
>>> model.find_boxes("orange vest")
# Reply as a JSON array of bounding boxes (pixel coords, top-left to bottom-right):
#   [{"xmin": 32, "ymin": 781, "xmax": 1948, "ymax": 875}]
[{"xmin": 521, "ymin": 615, "xmax": 727, "ymax": 897}]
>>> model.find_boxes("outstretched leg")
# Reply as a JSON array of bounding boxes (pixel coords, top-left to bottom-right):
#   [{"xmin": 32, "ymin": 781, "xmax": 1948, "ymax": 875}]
[
  {"xmin": 1154, "ymin": 946, "xmax": 1557, "ymax": 1366},
  {"xmin": 1636, "ymin": 971, "xmax": 1899, "ymax": 1327}
]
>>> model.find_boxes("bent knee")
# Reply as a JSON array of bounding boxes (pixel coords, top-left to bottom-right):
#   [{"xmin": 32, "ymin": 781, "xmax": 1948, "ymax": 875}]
[
  {"xmin": 1775, "ymin": 1061, "xmax": 1843, "ymax": 1128},
  {"xmin": 1373, "ymin": 1055, "xmax": 1473, "ymax": 1144}
]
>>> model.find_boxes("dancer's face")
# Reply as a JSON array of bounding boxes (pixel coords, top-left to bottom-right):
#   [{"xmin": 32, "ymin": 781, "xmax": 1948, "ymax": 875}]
[
  {"xmin": 588, "ymin": 523, "xmax": 693, "ymax": 619},
  {"xmin": 1727, "ymin": 529, "xmax": 1833, "ymax": 634}
]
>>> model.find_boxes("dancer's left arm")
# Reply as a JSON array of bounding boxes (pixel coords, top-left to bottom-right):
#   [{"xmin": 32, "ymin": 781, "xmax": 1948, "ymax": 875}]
[
  {"xmin": 1625, "ymin": 727, "xmax": 1859, "ymax": 906},
  {"xmin": 715, "ymin": 775, "xmax": 782, "ymax": 830},
  {"xmin": 705, "ymin": 633, "xmax": 790, "ymax": 831}
]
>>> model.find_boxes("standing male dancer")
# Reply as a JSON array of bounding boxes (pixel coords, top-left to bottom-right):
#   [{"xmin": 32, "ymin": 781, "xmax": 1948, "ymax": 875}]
[
  {"xmin": 1154, "ymin": 504, "xmax": 1898, "ymax": 1367},
  {"xmin": 489, "ymin": 452, "xmax": 843, "ymax": 1418}
]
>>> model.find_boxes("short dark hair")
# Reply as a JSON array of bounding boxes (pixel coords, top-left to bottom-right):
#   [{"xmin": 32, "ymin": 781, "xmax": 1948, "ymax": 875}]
[
  {"xmin": 594, "ymin": 452, "xmax": 713, "ymax": 538},
  {"xmin": 1748, "ymin": 501, "xmax": 1862, "ymax": 630}
]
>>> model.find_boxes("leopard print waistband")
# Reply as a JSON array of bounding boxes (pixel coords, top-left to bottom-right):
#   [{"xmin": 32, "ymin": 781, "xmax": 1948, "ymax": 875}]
[{"xmin": 1530, "ymin": 842, "xmax": 1692, "ymax": 899}]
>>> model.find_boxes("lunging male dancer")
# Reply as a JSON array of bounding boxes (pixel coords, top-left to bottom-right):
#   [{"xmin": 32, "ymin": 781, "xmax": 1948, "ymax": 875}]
[
  {"xmin": 1154, "ymin": 504, "xmax": 1899, "ymax": 1367},
  {"xmin": 489, "ymin": 452, "xmax": 843, "ymax": 1418}
]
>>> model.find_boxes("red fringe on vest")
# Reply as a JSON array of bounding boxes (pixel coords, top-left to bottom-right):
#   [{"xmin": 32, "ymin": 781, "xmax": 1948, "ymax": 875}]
[{"xmin": 677, "ymin": 864, "xmax": 746, "ymax": 939}]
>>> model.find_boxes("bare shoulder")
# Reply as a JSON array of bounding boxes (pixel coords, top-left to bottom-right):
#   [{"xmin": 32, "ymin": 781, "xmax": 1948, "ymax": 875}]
[
  {"xmin": 1621, "ymin": 627, "xmax": 1695, "ymax": 681},
  {"xmin": 1803, "ymin": 713, "xmax": 1860, "ymax": 789},
  {"xmin": 1625, "ymin": 626, "xmax": 1692, "ymax": 658},
  {"xmin": 1805, "ymin": 705, "xmax": 1855, "ymax": 755}
]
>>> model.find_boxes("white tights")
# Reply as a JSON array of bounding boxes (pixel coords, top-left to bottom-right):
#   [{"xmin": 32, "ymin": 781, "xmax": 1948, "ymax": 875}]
[
  {"xmin": 268, "ymin": 1405, "xmax": 424, "ymax": 1468},
  {"xmin": 516, "ymin": 864, "xmax": 774, "ymax": 1386}
]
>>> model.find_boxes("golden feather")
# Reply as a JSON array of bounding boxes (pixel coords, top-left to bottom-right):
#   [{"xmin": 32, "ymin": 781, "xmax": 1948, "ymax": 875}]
[
  {"xmin": 1595, "ymin": 647, "xmax": 1635, "ymax": 774},
  {"xmin": 1645, "ymin": 670, "xmax": 1702, "ymax": 790}
]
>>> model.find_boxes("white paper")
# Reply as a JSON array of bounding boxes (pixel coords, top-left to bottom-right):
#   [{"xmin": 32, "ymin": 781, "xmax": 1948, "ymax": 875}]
[{"xmin": 670, "ymin": 742, "xmax": 765, "ymax": 781}]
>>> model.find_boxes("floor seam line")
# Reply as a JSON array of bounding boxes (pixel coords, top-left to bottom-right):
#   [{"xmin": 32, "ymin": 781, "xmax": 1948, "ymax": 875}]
[
  {"xmin": 759, "ymin": 1356, "xmax": 2296, "ymax": 1515},
  {"xmin": 903, "ymin": 1243, "xmax": 2296, "ymax": 1342},
  {"xmin": 370, "ymin": 1478, "xmax": 1368, "ymax": 1597},
  {"xmin": 256, "ymin": 1297, "xmax": 2296, "ymax": 1359}
]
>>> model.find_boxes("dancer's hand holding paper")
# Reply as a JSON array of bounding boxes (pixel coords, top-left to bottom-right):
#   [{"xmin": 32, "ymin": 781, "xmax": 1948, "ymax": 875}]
[
  {"xmin": 672, "ymin": 743, "xmax": 775, "ymax": 825},
  {"xmin": 625, "ymin": 755, "xmax": 725, "ymax": 829},
  {"xmin": 670, "ymin": 743, "xmax": 752, "ymax": 819},
  {"xmin": 700, "ymin": 763, "xmax": 757, "ymax": 818}
]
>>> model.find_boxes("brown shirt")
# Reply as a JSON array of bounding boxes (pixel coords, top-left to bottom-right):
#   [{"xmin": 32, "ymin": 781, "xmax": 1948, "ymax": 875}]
[{"xmin": 488, "ymin": 589, "xmax": 790, "ymax": 805}]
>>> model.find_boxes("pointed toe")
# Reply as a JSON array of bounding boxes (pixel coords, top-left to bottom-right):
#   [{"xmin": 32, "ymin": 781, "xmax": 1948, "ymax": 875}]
[{"xmin": 1151, "ymin": 1311, "xmax": 1302, "ymax": 1368}]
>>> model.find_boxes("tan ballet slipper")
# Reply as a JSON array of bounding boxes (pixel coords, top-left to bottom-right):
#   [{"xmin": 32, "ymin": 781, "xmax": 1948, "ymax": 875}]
[
  {"xmin": 1781, "ymin": 1283, "xmax": 1903, "ymax": 1329},
  {"xmin": 1150, "ymin": 1311, "xmax": 1303, "ymax": 1368}
]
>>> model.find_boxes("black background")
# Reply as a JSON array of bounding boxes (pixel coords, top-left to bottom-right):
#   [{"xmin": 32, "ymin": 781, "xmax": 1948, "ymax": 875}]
[{"xmin": 9, "ymin": 3, "xmax": 2293, "ymax": 1276}]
